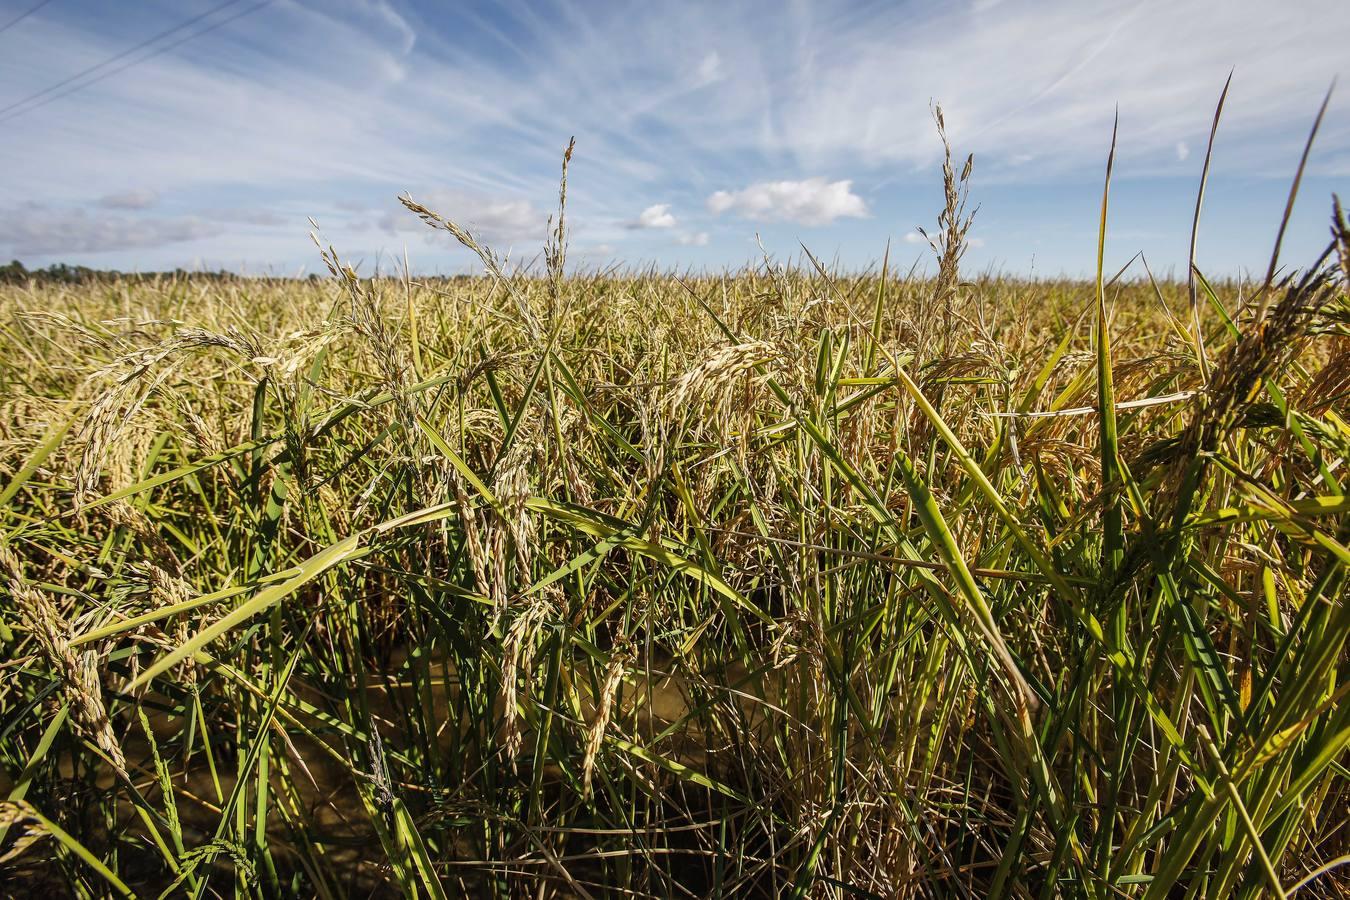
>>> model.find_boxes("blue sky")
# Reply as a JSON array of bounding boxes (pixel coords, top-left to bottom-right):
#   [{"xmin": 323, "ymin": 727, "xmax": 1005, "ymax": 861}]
[{"xmin": 0, "ymin": 0, "xmax": 1346, "ymax": 277}]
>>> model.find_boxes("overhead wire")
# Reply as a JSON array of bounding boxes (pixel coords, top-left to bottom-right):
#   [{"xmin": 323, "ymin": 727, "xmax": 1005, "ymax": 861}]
[
  {"xmin": 0, "ymin": 0, "xmax": 274, "ymax": 125},
  {"xmin": 0, "ymin": 0, "xmax": 54, "ymax": 36}
]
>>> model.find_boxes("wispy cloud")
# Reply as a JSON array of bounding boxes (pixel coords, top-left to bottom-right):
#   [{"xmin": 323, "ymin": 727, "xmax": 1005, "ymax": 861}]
[
  {"xmin": 377, "ymin": 191, "xmax": 548, "ymax": 246},
  {"xmin": 206, "ymin": 209, "xmax": 288, "ymax": 227},
  {"xmin": 0, "ymin": 202, "xmax": 220, "ymax": 255},
  {"xmin": 681, "ymin": 0, "xmax": 1348, "ymax": 177},
  {"xmin": 0, "ymin": 0, "xmax": 1344, "ymax": 272},
  {"xmin": 708, "ymin": 179, "xmax": 868, "ymax": 226},
  {"xmin": 98, "ymin": 189, "xmax": 159, "ymax": 210},
  {"xmin": 676, "ymin": 231, "xmax": 709, "ymax": 246}
]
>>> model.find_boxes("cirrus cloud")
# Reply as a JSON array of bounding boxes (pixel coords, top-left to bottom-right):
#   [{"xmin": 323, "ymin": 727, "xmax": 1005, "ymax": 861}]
[
  {"xmin": 0, "ymin": 0, "xmax": 1344, "ymax": 274},
  {"xmin": 707, "ymin": 179, "xmax": 868, "ymax": 226}
]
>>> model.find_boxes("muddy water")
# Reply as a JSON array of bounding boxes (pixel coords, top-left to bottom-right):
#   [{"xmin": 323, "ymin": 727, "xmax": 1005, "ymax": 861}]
[{"xmin": 9, "ymin": 650, "xmax": 814, "ymax": 894}]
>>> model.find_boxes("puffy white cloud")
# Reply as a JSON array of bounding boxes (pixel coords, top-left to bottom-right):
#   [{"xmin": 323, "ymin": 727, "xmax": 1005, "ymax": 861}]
[
  {"xmin": 629, "ymin": 203, "xmax": 678, "ymax": 229},
  {"xmin": 1176, "ymin": 141, "xmax": 1191, "ymax": 162},
  {"xmin": 0, "ymin": 203, "xmax": 220, "ymax": 255},
  {"xmin": 707, "ymin": 178, "xmax": 867, "ymax": 226},
  {"xmin": 98, "ymin": 189, "xmax": 159, "ymax": 210},
  {"xmin": 676, "ymin": 231, "xmax": 709, "ymax": 246}
]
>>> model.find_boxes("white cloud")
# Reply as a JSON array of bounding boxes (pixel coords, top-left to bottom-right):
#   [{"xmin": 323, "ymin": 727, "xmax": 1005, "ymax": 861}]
[
  {"xmin": 0, "ymin": 2, "xmax": 532, "ymax": 200},
  {"xmin": 1, "ymin": 0, "xmax": 1346, "ymax": 271},
  {"xmin": 0, "ymin": 203, "xmax": 221, "ymax": 256},
  {"xmin": 1176, "ymin": 141, "xmax": 1191, "ymax": 162},
  {"xmin": 629, "ymin": 203, "xmax": 678, "ymax": 229},
  {"xmin": 378, "ymin": 192, "xmax": 547, "ymax": 246},
  {"xmin": 676, "ymin": 231, "xmax": 709, "ymax": 246},
  {"xmin": 99, "ymin": 189, "xmax": 159, "ymax": 210},
  {"xmin": 204, "ymin": 208, "xmax": 288, "ymax": 227},
  {"xmin": 558, "ymin": 0, "xmax": 1348, "ymax": 179},
  {"xmin": 707, "ymin": 178, "xmax": 868, "ymax": 226},
  {"xmin": 693, "ymin": 52, "xmax": 722, "ymax": 86}
]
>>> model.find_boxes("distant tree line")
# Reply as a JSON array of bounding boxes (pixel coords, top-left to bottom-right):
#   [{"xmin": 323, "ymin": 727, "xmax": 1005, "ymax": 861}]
[
  {"xmin": 0, "ymin": 259, "xmax": 257, "ymax": 285},
  {"xmin": 0, "ymin": 260, "xmax": 504, "ymax": 285}
]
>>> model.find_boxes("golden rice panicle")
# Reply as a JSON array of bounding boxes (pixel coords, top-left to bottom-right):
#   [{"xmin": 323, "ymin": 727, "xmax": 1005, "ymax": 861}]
[
  {"xmin": 582, "ymin": 640, "xmax": 630, "ymax": 798},
  {"xmin": 8, "ymin": 567, "xmax": 126, "ymax": 779},
  {"xmin": 665, "ymin": 339, "xmax": 776, "ymax": 420}
]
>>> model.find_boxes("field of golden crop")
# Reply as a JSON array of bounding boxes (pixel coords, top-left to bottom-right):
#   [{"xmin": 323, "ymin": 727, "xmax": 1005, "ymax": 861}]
[{"xmin": 1, "ymin": 171, "xmax": 1348, "ymax": 897}]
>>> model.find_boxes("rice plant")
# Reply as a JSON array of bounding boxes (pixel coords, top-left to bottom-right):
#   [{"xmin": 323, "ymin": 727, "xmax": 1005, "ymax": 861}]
[{"xmin": 0, "ymin": 119, "xmax": 1347, "ymax": 898}]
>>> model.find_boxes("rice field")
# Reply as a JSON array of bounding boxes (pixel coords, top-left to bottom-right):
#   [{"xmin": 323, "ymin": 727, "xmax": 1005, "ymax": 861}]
[{"xmin": 1, "ymin": 137, "xmax": 1348, "ymax": 898}]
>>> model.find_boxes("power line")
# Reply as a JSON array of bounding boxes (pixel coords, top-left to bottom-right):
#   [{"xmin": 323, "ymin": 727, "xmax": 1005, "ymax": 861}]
[
  {"xmin": 0, "ymin": 0, "xmax": 272, "ymax": 125},
  {"xmin": 0, "ymin": 0, "xmax": 54, "ymax": 36},
  {"xmin": 0, "ymin": 0, "xmax": 247, "ymax": 119}
]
